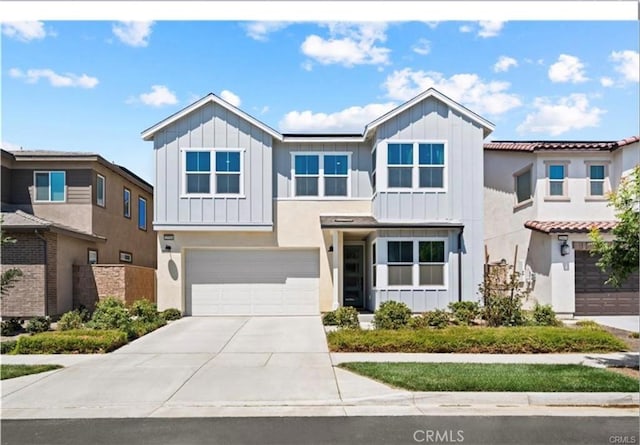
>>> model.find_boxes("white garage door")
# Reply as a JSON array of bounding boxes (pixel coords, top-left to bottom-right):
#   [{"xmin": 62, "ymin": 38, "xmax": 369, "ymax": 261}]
[{"xmin": 185, "ymin": 249, "xmax": 320, "ymax": 316}]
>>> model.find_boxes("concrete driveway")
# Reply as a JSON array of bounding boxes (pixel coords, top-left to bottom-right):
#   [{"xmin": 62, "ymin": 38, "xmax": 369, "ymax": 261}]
[
  {"xmin": 574, "ymin": 316, "xmax": 639, "ymax": 332},
  {"xmin": 1, "ymin": 316, "xmax": 346, "ymax": 418}
]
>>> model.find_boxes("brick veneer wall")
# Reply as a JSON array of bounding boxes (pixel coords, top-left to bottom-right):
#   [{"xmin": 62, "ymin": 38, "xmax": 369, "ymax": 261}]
[
  {"xmin": 73, "ymin": 264, "xmax": 155, "ymax": 310},
  {"xmin": 1, "ymin": 231, "xmax": 57, "ymax": 318}
]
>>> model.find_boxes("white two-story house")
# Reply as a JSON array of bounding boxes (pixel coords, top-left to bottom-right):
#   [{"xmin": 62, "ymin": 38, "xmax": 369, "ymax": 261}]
[
  {"xmin": 142, "ymin": 88, "xmax": 493, "ymax": 316},
  {"xmin": 484, "ymin": 137, "xmax": 640, "ymax": 317}
]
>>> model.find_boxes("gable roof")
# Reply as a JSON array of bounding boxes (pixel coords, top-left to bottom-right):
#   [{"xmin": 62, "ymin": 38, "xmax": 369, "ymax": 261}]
[
  {"xmin": 484, "ymin": 136, "xmax": 640, "ymax": 153},
  {"xmin": 141, "ymin": 93, "xmax": 283, "ymax": 142},
  {"xmin": 364, "ymin": 88, "xmax": 495, "ymax": 139},
  {"xmin": 142, "ymin": 88, "xmax": 495, "ymax": 143}
]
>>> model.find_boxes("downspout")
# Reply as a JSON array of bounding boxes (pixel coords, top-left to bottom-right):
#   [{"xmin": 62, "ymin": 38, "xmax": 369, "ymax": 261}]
[
  {"xmin": 458, "ymin": 227, "xmax": 464, "ymax": 302},
  {"xmin": 34, "ymin": 230, "xmax": 48, "ymax": 316}
]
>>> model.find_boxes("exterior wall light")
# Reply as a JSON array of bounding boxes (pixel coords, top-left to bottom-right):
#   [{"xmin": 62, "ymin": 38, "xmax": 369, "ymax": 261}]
[{"xmin": 558, "ymin": 235, "xmax": 570, "ymax": 256}]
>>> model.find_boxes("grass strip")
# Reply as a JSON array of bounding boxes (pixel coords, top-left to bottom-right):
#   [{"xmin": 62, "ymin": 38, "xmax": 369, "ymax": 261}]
[
  {"xmin": 1, "ymin": 364, "xmax": 63, "ymax": 380},
  {"xmin": 327, "ymin": 326, "xmax": 628, "ymax": 353},
  {"xmin": 338, "ymin": 362, "xmax": 639, "ymax": 392}
]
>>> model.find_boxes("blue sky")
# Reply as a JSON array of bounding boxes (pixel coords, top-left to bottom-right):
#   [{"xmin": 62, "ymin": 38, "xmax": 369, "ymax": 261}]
[{"xmin": 2, "ymin": 10, "xmax": 639, "ymax": 184}]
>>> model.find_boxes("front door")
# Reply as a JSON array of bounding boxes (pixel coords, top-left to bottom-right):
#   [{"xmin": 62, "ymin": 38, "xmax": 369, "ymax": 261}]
[{"xmin": 343, "ymin": 244, "xmax": 364, "ymax": 308}]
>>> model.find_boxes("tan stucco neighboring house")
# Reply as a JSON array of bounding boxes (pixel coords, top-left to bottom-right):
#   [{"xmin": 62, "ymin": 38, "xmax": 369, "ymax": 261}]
[
  {"xmin": 143, "ymin": 88, "xmax": 493, "ymax": 316},
  {"xmin": 483, "ymin": 136, "xmax": 640, "ymax": 317},
  {"xmin": 1, "ymin": 149, "xmax": 156, "ymax": 317}
]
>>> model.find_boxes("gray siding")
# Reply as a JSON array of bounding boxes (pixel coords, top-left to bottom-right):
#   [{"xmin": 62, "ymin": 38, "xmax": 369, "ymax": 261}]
[
  {"xmin": 273, "ymin": 141, "xmax": 372, "ymax": 198},
  {"xmin": 154, "ymin": 103, "xmax": 273, "ymax": 226}
]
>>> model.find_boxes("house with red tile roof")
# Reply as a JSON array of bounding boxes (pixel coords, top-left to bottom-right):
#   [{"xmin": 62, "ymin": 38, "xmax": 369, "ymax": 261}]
[{"xmin": 484, "ymin": 136, "xmax": 639, "ymax": 317}]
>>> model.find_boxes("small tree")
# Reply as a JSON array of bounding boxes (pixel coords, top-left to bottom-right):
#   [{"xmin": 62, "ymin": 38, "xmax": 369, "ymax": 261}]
[
  {"xmin": 589, "ymin": 165, "xmax": 640, "ymax": 286},
  {"xmin": 479, "ymin": 262, "xmax": 528, "ymax": 327},
  {"xmin": 1, "ymin": 219, "xmax": 23, "ymax": 297}
]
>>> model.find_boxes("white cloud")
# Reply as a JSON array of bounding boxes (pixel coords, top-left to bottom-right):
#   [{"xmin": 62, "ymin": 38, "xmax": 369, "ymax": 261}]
[
  {"xmin": 2, "ymin": 21, "xmax": 49, "ymax": 42},
  {"xmin": 459, "ymin": 24, "xmax": 473, "ymax": 33},
  {"xmin": 137, "ymin": 85, "xmax": 178, "ymax": 107},
  {"xmin": 548, "ymin": 54, "xmax": 588, "ymax": 83},
  {"xmin": 280, "ymin": 102, "xmax": 396, "ymax": 132},
  {"xmin": 412, "ymin": 38, "xmax": 431, "ymax": 56},
  {"xmin": 9, "ymin": 68, "xmax": 98, "ymax": 88},
  {"xmin": 478, "ymin": 21, "xmax": 504, "ymax": 38},
  {"xmin": 600, "ymin": 77, "xmax": 614, "ymax": 87},
  {"xmin": 493, "ymin": 56, "xmax": 518, "ymax": 73},
  {"xmin": 610, "ymin": 50, "xmax": 639, "ymax": 83},
  {"xmin": 383, "ymin": 68, "xmax": 521, "ymax": 116},
  {"xmin": 300, "ymin": 22, "xmax": 390, "ymax": 67},
  {"xmin": 244, "ymin": 21, "xmax": 290, "ymax": 41},
  {"xmin": 301, "ymin": 60, "xmax": 314, "ymax": 71},
  {"xmin": 220, "ymin": 90, "xmax": 241, "ymax": 107},
  {"xmin": 424, "ymin": 22, "xmax": 439, "ymax": 29},
  {"xmin": 517, "ymin": 94, "xmax": 604, "ymax": 136},
  {"xmin": 112, "ymin": 21, "xmax": 153, "ymax": 47}
]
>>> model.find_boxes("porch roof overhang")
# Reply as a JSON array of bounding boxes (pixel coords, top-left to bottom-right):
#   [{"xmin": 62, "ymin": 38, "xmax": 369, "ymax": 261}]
[
  {"xmin": 320, "ymin": 215, "xmax": 464, "ymax": 230},
  {"xmin": 524, "ymin": 220, "xmax": 617, "ymax": 234}
]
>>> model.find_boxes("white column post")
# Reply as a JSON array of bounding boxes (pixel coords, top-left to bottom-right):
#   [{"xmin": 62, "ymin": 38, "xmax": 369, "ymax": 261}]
[{"xmin": 332, "ymin": 230, "xmax": 339, "ymax": 310}]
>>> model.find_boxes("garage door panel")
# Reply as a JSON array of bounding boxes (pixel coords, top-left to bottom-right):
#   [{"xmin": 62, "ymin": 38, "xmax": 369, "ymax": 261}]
[{"xmin": 186, "ymin": 249, "xmax": 319, "ymax": 316}]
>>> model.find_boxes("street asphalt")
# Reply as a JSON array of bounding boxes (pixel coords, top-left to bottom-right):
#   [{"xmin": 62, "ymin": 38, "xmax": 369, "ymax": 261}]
[{"xmin": 1, "ymin": 316, "xmax": 638, "ymax": 419}]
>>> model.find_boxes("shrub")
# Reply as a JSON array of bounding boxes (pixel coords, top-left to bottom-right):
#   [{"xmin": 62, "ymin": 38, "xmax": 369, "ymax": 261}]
[
  {"xmin": 479, "ymin": 263, "xmax": 528, "ymax": 327},
  {"xmin": 58, "ymin": 310, "xmax": 84, "ymax": 331},
  {"xmin": 372, "ymin": 301, "xmax": 412, "ymax": 330},
  {"xmin": 630, "ymin": 332, "xmax": 639, "ymax": 339},
  {"xmin": 26, "ymin": 316, "xmax": 51, "ymax": 334},
  {"xmin": 13, "ymin": 329, "xmax": 128, "ymax": 354},
  {"xmin": 88, "ymin": 297, "xmax": 131, "ymax": 332},
  {"xmin": 127, "ymin": 318, "xmax": 167, "ymax": 340},
  {"xmin": 1, "ymin": 340, "xmax": 17, "ymax": 354},
  {"xmin": 161, "ymin": 308, "xmax": 182, "ymax": 321},
  {"xmin": 129, "ymin": 299, "xmax": 160, "ymax": 323},
  {"xmin": 531, "ymin": 303, "xmax": 560, "ymax": 326},
  {"xmin": 334, "ymin": 307, "xmax": 360, "ymax": 329},
  {"xmin": 409, "ymin": 310, "xmax": 450, "ymax": 329},
  {"xmin": 1, "ymin": 318, "xmax": 23, "ymax": 336},
  {"xmin": 448, "ymin": 301, "xmax": 480, "ymax": 326},
  {"xmin": 322, "ymin": 311, "xmax": 338, "ymax": 326}
]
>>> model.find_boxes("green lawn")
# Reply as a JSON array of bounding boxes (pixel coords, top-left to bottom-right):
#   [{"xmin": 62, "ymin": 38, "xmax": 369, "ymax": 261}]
[
  {"xmin": 1, "ymin": 364, "xmax": 63, "ymax": 380},
  {"xmin": 338, "ymin": 362, "xmax": 640, "ymax": 392},
  {"xmin": 327, "ymin": 326, "xmax": 628, "ymax": 353}
]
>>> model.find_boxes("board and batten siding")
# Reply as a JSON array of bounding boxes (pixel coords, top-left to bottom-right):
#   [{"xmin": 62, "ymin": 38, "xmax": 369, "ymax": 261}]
[
  {"xmin": 154, "ymin": 102, "xmax": 273, "ymax": 227},
  {"xmin": 273, "ymin": 141, "xmax": 373, "ymax": 198}
]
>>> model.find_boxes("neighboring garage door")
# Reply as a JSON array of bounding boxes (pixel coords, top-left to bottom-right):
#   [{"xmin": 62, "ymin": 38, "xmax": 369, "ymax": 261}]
[
  {"xmin": 574, "ymin": 250, "xmax": 639, "ymax": 315},
  {"xmin": 185, "ymin": 249, "xmax": 319, "ymax": 316}
]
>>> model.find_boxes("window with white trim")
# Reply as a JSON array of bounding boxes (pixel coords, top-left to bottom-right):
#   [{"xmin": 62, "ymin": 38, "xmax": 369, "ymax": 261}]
[
  {"xmin": 418, "ymin": 143, "xmax": 445, "ymax": 188},
  {"xmin": 96, "ymin": 174, "xmax": 106, "ymax": 207},
  {"xmin": 547, "ymin": 164, "xmax": 567, "ymax": 196},
  {"xmin": 185, "ymin": 151, "xmax": 211, "ymax": 194},
  {"xmin": 215, "ymin": 151, "xmax": 241, "ymax": 194},
  {"xmin": 588, "ymin": 164, "xmax": 606, "ymax": 197},
  {"xmin": 371, "ymin": 148, "xmax": 377, "ymax": 192},
  {"xmin": 123, "ymin": 187, "xmax": 131, "ymax": 218},
  {"xmin": 34, "ymin": 171, "xmax": 66, "ymax": 202},
  {"xmin": 387, "ymin": 241, "xmax": 413, "ymax": 286},
  {"xmin": 292, "ymin": 153, "xmax": 350, "ymax": 197},
  {"xmin": 387, "ymin": 143, "xmax": 413, "ymax": 188},
  {"xmin": 418, "ymin": 241, "xmax": 445, "ymax": 286}
]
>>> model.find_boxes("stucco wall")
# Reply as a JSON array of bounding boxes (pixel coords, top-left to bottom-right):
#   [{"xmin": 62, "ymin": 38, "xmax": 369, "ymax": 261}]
[{"xmin": 156, "ymin": 200, "xmax": 371, "ymax": 312}]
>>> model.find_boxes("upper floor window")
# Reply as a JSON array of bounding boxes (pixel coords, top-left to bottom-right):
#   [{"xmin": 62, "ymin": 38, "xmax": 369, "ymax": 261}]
[
  {"xmin": 292, "ymin": 153, "xmax": 350, "ymax": 197},
  {"xmin": 138, "ymin": 196, "xmax": 147, "ymax": 231},
  {"xmin": 34, "ymin": 171, "xmax": 65, "ymax": 202},
  {"xmin": 387, "ymin": 143, "xmax": 413, "ymax": 188},
  {"xmin": 185, "ymin": 151, "xmax": 211, "ymax": 194},
  {"xmin": 514, "ymin": 167, "xmax": 532, "ymax": 204},
  {"xmin": 418, "ymin": 143, "xmax": 445, "ymax": 188},
  {"xmin": 96, "ymin": 174, "xmax": 106, "ymax": 207},
  {"xmin": 123, "ymin": 188, "xmax": 131, "ymax": 218},
  {"xmin": 545, "ymin": 161, "xmax": 569, "ymax": 199},
  {"xmin": 387, "ymin": 141, "xmax": 446, "ymax": 190},
  {"xmin": 215, "ymin": 151, "xmax": 241, "ymax": 194},
  {"xmin": 588, "ymin": 164, "xmax": 606, "ymax": 197}
]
